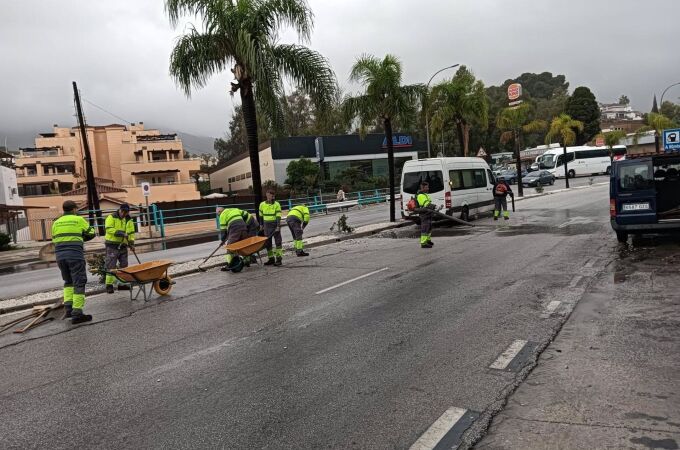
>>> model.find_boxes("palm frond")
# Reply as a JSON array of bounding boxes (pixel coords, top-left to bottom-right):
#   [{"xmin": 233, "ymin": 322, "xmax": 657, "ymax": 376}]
[
  {"xmin": 169, "ymin": 29, "xmax": 230, "ymax": 96},
  {"xmin": 256, "ymin": 0, "xmax": 314, "ymax": 42}
]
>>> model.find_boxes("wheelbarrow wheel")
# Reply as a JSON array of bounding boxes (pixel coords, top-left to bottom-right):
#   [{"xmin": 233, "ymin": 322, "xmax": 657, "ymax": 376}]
[{"xmin": 153, "ymin": 276, "xmax": 173, "ymax": 296}]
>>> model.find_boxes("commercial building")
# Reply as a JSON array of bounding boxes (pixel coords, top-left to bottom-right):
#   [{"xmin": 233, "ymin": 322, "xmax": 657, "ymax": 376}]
[
  {"xmin": 209, "ymin": 133, "xmax": 424, "ymax": 193},
  {"xmin": 14, "ymin": 122, "xmax": 202, "ymax": 216}
]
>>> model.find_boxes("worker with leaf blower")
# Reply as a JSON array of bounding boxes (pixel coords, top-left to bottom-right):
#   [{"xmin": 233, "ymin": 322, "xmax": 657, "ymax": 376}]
[
  {"xmin": 219, "ymin": 207, "xmax": 250, "ymax": 272},
  {"xmin": 492, "ymin": 175, "xmax": 514, "ymax": 221},
  {"xmin": 259, "ymin": 188, "xmax": 283, "ymax": 266},
  {"xmin": 52, "ymin": 200, "xmax": 96, "ymax": 324},
  {"xmin": 286, "ymin": 204, "xmax": 310, "ymax": 257},
  {"xmin": 104, "ymin": 203, "xmax": 135, "ymax": 294},
  {"xmin": 416, "ymin": 181, "xmax": 437, "ymax": 249}
]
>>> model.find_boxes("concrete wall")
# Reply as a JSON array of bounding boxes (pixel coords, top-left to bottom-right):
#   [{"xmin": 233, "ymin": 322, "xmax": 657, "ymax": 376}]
[{"xmin": 0, "ymin": 166, "xmax": 22, "ymax": 206}]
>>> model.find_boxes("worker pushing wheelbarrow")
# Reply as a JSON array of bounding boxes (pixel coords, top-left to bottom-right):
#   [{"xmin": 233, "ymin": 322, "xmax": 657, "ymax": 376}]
[{"xmin": 217, "ymin": 207, "xmax": 267, "ymax": 273}]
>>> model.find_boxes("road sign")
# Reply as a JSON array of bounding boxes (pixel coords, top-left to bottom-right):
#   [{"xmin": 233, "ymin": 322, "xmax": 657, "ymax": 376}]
[
  {"xmin": 477, "ymin": 148, "xmax": 487, "ymax": 157},
  {"xmin": 663, "ymin": 128, "xmax": 680, "ymax": 152},
  {"xmin": 141, "ymin": 182, "xmax": 151, "ymax": 197},
  {"xmin": 507, "ymin": 83, "xmax": 522, "ymax": 101},
  {"xmin": 595, "ymin": 136, "xmax": 605, "ymax": 147}
]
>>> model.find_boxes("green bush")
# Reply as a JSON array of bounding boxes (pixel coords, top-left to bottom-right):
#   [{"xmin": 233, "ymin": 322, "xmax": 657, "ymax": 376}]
[{"xmin": 0, "ymin": 232, "xmax": 12, "ymax": 251}]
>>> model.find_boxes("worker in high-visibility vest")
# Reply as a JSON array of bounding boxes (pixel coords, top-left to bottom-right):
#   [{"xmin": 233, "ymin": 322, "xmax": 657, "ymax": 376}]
[
  {"xmin": 104, "ymin": 203, "xmax": 135, "ymax": 294},
  {"xmin": 259, "ymin": 189, "xmax": 283, "ymax": 266},
  {"xmin": 286, "ymin": 204, "xmax": 310, "ymax": 257},
  {"xmin": 52, "ymin": 200, "xmax": 96, "ymax": 324},
  {"xmin": 241, "ymin": 209, "xmax": 260, "ymax": 237},
  {"xmin": 219, "ymin": 207, "xmax": 249, "ymax": 271},
  {"xmin": 416, "ymin": 181, "xmax": 435, "ymax": 249}
]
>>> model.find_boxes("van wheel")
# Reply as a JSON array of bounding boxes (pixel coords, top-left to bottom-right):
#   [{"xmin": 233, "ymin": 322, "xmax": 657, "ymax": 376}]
[
  {"xmin": 605, "ymin": 166, "xmax": 611, "ymax": 175},
  {"xmin": 460, "ymin": 206, "xmax": 470, "ymax": 223},
  {"xmin": 616, "ymin": 231, "xmax": 628, "ymax": 243},
  {"xmin": 568, "ymin": 169, "xmax": 576, "ymax": 178}
]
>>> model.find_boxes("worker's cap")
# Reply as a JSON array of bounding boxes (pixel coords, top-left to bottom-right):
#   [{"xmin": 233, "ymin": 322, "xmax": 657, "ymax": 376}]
[
  {"xmin": 119, "ymin": 203, "xmax": 130, "ymax": 211},
  {"xmin": 62, "ymin": 200, "xmax": 78, "ymax": 211}
]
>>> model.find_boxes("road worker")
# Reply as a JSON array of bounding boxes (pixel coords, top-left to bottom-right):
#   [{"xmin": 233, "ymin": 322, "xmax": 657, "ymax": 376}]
[
  {"xmin": 492, "ymin": 176, "xmax": 514, "ymax": 221},
  {"xmin": 241, "ymin": 209, "xmax": 260, "ymax": 237},
  {"xmin": 52, "ymin": 200, "xmax": 96, "ymax": 324},
  {"xmin": 104, "ymin": 203, "xmax": 135, "ymax": 294},
  {"xmin": 416, "ymin": 181, "xmax": 435, "ymax": 249},
  {"xmin": 259, "ymin": 189, "xmax": 283, "ymax": 266},
  {"xmin": 219, "ymin": 207, "xmax": 249, "ymax": 271},
  {"xmin": 286, "ymin": 204, "xmax": 310, "ymax": 257}
]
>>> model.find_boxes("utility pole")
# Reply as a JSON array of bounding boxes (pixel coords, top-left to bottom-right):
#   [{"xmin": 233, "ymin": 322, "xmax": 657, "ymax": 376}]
[{"xmin": 73, "ymin": 81, "xmax": 103, "ymax": 235}]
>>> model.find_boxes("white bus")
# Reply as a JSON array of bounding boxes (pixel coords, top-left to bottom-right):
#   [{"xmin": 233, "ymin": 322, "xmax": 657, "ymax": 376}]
[{"xmin": 541, "ymin": 145, "xmax": 626, "ymax": 178}]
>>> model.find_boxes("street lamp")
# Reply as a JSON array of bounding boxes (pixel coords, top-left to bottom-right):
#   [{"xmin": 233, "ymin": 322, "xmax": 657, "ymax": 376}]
[
  {"xmin": 660, "ymin": 81, "xmax": 680, "ymax": 107},
  {"xmin": 426, "ymin": 64, "xmax": 460, "ymax": 158}
]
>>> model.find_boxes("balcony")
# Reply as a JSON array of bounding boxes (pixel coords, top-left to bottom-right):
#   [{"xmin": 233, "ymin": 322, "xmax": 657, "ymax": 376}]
[
  {"xmin": 16, "ymin": 148, "xmax": 77, "ymax": 164},
  {"xmin": 16, "ymin": 172, "xmax": 77, "ymax": 184},
  {"xmin": 121, "ymin": 158, "xmax": 201, "ymax": 173}
]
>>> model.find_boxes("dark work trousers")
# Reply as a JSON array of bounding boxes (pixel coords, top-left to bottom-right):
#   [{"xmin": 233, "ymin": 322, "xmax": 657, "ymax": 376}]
[
  {"xmin": 263, "ymin": 221, "xmax": 283, "ymax": 257},
  {"xmin": 57, "ymin": 259, "xmax": 87, "ymax": 295},
  {"xmin": 246, "ymin": 217, "xmax": 260, "ymax": 237},
  {"xmin": 105, "ymin": 244, "xmax": 129, "ymax": 286}
]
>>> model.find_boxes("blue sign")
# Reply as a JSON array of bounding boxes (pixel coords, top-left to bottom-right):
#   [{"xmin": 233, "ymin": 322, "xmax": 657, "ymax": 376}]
[
  {"xmin": 382, "ymin": 135, "xmax": 413, "ymax": 149},
  {"xmin": 663, "ymin": 128, "xmax": 680, "ymax": 152}
]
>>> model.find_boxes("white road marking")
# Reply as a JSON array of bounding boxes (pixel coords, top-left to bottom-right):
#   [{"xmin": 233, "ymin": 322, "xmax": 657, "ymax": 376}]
[
  {"xmin": 410, "ymin": 407, "xmax": 468, "ymax": 450},
  {"xmin": 569, "ymin": 275, "xmax": 583, "ymax": 288},
  {"xmin": 314, "ymin": 267, "xmax": 389, "ymax": 295},
  {"xmin": 489, "ymin": 340, "xmax": 528, "ymax": 370},
  {"xmin": 544, "ymin": 300, "xmax": 562, "ymax": 315},
  {"xmin": 584, "ymin": 258, "xmax": 596, "ymax": 268}
]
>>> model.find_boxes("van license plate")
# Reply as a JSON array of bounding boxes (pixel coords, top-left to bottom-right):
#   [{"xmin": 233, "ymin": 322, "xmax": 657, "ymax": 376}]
[{"xmin": 622, "ymin": 203, "xmax": 650, "ymax": 211}]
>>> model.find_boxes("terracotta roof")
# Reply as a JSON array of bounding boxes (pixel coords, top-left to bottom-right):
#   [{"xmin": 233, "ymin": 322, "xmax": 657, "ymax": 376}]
[{"xmin": 132, "ymin": 169, "xmax": 180, "ymax": 175}]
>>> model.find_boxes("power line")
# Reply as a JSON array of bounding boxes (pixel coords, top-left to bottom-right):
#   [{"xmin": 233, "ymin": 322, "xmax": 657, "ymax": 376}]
[{"xmin": 83, "ymin": 99, "xmax": 133, "ymax": 125}]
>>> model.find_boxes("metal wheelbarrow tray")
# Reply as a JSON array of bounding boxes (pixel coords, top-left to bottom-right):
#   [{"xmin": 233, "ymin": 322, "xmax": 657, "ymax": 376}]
[
  {"xmin": 110, "ymin": 260, "xmax": 175, "ymax": 302},
  {"xmin": 225, "ymin": 236, "xmax": 268, "ymax": 265}
]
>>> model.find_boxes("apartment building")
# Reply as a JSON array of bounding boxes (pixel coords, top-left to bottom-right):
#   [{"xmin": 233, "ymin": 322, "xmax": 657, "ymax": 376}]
[{"xmin": 15, "ymin": 122, "xmax": 201, "ymax": 214}]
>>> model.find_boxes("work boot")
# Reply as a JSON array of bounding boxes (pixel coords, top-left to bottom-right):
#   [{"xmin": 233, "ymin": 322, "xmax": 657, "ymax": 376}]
[
  {"xmin": 274, "ymin": 256, "xmax": 282, "ymax": 266},
  {"xmin": 243, "ymin": 257, "xmax": 251, "ymax": 268},
  {"xmin": 118, "ymin": 284, "xmax": 130, "ymax": 291},
  {"xmin": 493, "ymin": 217, "xmax": 499, "ymax": 221},
  {"xmin": 264, "ymin": 258, "xmax": 275, "ymax": 266},
  {"xmin": 63, "ymin": 303, "xmax": 73, "ymax": 319},
  {"xmin": 296, "ymin": 250, "xmax": 310, "ymax": 257},
  {"xmin": 220, "ymin": 266, "xmax": 230, "ymax": 272},
  {"xmin": 106, "ymin": 285, "xmax": 115, "ymax": 294},
  {"xmin": 504, "ymin": 216, "xmax": 509, "ymax": 221},
  {"xmin": 427, "ymin": 240, "xmax": 434, "ymax": 246},
  {"xmin": 71, "ymin": 310, "xmax": 93, "ymax": 325},
  {"xmin": 421, "ymin": 243, "xmax": 433, "ymax": 249}
]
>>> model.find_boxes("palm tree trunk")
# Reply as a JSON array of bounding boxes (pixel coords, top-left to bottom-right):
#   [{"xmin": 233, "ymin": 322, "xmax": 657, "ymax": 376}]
[
  {"xmin": 240, "ymin": 79, "xmax": 264, "ymax": 213},
  {"xmin": 455, "ymin": 120, "xmax": 465, "ymax": 156},
  {"xmin": 384, "ymin": 117, "xmax": 396, "ymax": 222},
  {"xmin": 563, "ymin": 144, "xmax": 570, "ymax": 189},
  {"xmin": 463, "ymin": 124, "xmax": 470, "ymax": 157},
  {"xmin": 515, "ymin": 129, "xmax": 524, "ymax": 197}
]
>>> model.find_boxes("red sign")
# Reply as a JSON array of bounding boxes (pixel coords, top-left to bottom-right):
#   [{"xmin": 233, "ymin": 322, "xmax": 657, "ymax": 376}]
[
  {"xmin": 595, "ymin": 137, "xmax": 605, "ymax": 147},
  {"xmin": 507, "ymin": 83, "xmax": 522, "ymax": 101}
]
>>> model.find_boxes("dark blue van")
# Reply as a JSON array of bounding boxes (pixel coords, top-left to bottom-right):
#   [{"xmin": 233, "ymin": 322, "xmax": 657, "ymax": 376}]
[{"xmin": 610, "ymin": 153, "xmax": 680, "ymax": 242}]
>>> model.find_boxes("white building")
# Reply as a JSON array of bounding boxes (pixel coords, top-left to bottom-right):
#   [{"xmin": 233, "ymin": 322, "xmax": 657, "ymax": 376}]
[{"xmin": 600, "ymin": 103, "xmax": 644, "ymax": 121}]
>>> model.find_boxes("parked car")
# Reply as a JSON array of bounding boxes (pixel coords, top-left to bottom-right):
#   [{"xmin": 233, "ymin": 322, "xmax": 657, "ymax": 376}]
[
  {"xmin": 522, "ymin": 170, "xmax": 555, "ymax": 187},
  {"xmin": 498, "ymin": 169, "xmax": 528, "ymax": 185}
]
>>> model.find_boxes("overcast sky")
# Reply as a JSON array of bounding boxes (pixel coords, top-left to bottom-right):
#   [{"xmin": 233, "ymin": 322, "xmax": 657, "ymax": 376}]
[{"xmin": 1, "ymin": 0, "xmax": 678, "ymax": 148}]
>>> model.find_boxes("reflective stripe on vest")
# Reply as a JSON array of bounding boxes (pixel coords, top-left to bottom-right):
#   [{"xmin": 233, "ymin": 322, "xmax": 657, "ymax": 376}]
[
  {"xmin": 416, "ymin": 193, "xmax": 431, "ymax": 208},
  {"xmin": 288, "ymin": 206, "xmax": 309, "ymax": 223},
  {"xmin": 220, "ymin": 209, "xmax": 244, "ymax": 229}
]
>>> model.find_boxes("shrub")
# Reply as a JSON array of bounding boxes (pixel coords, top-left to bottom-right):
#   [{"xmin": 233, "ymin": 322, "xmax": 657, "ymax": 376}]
[
  {"xmin": 534, "ymin": 185, "xmax": 544, "ymax": 194},
  {"xmin": 86, "ymin": 253, "xmax": 107, "ymax": 283},
  {"xmin": 0, "ymin": 232, "xmax": 12, "ymax": 251}
]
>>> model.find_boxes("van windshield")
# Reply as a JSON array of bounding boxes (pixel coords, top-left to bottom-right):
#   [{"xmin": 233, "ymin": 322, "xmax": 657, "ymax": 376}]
[
  {"xmin": 403, "ymin": 170, "xmax": 444, "ymax": 195},
  {"xmin": 542, "ymin": 154, "xmax": 556, "ymax": 168},
  {"xmin": 619, "ymin": 162, "xmax": 653, "ymax": 191}
]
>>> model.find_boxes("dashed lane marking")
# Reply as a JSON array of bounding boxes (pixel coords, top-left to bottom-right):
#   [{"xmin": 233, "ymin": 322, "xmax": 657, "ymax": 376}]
[
  {"xmin": 314, "ymin": 267, "xmax": 389, "ymax": 295},
  {"xmin": 410, "ymin": 407, "xmax": 479, "ymax": 450},
  {"xmin": 541, "ymin": 300, "xmax": 562, "ymax": 318},
  {"xmin": 489, "ymin": 339, "xmax": 529, "ymax": 370},
  {"xmin": 568, "ymin": 275, "xmax": 583, "ymax": 288}
]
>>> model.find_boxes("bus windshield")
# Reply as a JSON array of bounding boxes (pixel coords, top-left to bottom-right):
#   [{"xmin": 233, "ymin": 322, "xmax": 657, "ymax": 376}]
[{"xmin": 542, "ymin": 154, "xmax": 556, "ymax": 169}]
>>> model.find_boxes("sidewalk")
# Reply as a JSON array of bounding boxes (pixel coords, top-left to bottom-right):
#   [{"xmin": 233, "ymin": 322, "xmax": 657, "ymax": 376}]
[{"xmin": 476, "ymin": 238, "xmax": 680, "ymax": 449}]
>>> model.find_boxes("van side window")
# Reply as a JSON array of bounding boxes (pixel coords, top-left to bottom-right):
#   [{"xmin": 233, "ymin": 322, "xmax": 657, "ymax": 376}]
[
  {"xmin": 402, "ymin": 171, "xmax": 444, "ymax": 194},
  {"xmin": 450, "ymin": 169, "xmax": 487, "ymax": 190},
  {"xmin": 487, "ymin": 169, "xmax": 495, "ymax": 185}
]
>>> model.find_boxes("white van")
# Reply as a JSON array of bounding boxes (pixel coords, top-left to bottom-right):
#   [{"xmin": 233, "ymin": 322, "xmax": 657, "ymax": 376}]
[{"xmin": 400, "ymin": 157, "xmax": 496, "ymax": 221}]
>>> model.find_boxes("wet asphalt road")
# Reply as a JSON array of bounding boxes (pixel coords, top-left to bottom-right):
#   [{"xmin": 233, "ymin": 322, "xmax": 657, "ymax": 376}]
[{"xmin": 0, "ymin": 183, "xmax": 620, "ymax": 448}]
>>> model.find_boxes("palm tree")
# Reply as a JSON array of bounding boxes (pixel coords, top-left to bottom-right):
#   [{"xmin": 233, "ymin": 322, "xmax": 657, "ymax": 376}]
[
  {"xmin": 634, "ymin": 112, "xmax": 678, "ymax": 152},
  {"xmin": 497, "ymin": 103, "xmax": 547, "ymax": 196},
  {"xmin": 545, "ymin": 114, "xmax": 584, "ymax": 189},
  {"xmin": 601, "ymin": 130, "xmax": 627, "ymax": 163},
  {"xmin": 342, "ymin": 54, "xmax": 424, "ymax": 222},
  {"xmin": 429, "ymin": 66, "xmax": 488, "ymax": 156},
  {"xmin": 165, "ymin": 0, "xmax": 337, "ymax": 210}
]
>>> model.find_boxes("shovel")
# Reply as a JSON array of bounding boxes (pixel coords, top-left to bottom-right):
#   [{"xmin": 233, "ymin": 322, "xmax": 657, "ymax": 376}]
[{"xmin": 198, "ymin": 241, "xmax": 225, "ymax": 272}]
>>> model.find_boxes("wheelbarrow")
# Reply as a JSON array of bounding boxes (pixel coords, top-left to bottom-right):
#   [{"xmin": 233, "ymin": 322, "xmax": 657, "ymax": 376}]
[
  {"xmin": 109, "ymin": 260, "xmax": 175, "ymax": 302},
  {"xmin": 224, "ymin": 236, "xmax": 269, "ymax": 272}
]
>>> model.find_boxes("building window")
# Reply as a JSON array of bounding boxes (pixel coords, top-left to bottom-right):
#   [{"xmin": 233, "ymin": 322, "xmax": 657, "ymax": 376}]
[{"xmin": 246, "ymin": 172, "xmax": 252, "ymax": 178}]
